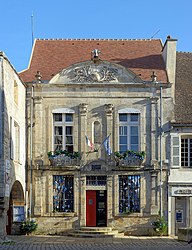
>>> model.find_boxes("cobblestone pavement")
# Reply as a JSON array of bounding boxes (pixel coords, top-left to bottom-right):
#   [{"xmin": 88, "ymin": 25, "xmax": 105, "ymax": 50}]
[{"xmin": 0, "ymin": 235, "xmax": 191, "ymax": 250}]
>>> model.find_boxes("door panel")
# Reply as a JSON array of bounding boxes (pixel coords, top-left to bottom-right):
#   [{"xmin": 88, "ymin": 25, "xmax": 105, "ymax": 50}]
[
  {"xmin": 86, "ymin": 191, "xmax": 96, "ymax": 226},
  {"xmin": 96, "ymin": 190, "xmax": 107, "ymax": 226}
]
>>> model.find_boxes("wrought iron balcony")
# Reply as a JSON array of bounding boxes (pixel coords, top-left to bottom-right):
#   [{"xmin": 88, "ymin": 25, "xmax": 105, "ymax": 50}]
[
  {"xmin": 48, "ymin": 151, "xmax": 81, "ymax": 167},
  {"xmin": 114, "ymin": 150, "xmax": 145, "ymax": 167}
]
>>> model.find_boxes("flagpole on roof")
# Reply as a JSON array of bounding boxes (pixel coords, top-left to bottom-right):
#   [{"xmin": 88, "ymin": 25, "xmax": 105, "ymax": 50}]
[{"xmin": 31, "ymin": 11, "xmax": 34, "ymax": 47}]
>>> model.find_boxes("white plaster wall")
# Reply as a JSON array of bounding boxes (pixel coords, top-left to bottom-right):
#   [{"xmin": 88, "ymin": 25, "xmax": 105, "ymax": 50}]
[{"xmin": 3, "ymin": 58, "xmax": 26, "ymax": 195}]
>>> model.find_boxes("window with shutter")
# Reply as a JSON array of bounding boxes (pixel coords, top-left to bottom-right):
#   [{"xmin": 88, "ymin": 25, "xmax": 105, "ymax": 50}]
[{"xmin": 171, "ymin": 135, "xmax": 180, "ymax": 167}]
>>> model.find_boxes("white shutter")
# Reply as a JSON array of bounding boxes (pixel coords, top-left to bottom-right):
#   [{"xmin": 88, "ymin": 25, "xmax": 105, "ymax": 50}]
[{"xmin": 171, "ymin": 134, "xmax": 180, "ymax": 168}]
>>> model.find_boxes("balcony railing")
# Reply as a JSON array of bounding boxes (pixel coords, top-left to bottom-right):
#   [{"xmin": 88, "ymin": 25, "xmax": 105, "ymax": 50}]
[
  {"xmin": 48, "ymin": 151, "xmax": 81, "ymax": 167},
  {"xmin": 114, "ymin": 150, "xmax": 145, "ymax": 167}
]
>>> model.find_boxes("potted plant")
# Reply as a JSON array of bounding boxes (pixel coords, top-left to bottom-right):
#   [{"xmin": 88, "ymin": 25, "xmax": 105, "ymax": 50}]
[
  {"xmin": 20, "ymin": 220, "xmax": 38, "ymax": 235},
  {"xmin": 152, "ymin": 216, "xmax": 167, "ymax": 236}
]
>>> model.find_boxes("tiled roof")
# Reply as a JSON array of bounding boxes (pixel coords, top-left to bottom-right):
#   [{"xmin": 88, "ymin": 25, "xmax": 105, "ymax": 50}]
[
  {"xmin": 175, "ymin": 52, "xmax": 192, "ymax": 123},
  {"xmin": 19, "ymin": 38, "xmax": 168, "ymax": 83}
]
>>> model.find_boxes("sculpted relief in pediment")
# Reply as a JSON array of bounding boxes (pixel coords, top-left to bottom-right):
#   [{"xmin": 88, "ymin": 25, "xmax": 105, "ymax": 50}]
[
  {"xmin": 61, "ymin": 64, "xmax": 118, "ymax": 83},
  {"xmin": 49, "ymin": 61, "xmax": 143, "ymax": 84}
]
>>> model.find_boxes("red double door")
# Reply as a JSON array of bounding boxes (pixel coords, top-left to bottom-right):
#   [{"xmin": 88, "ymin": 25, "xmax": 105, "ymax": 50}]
[{"xmin": 86, "ymin": 190, "xmax": 107, "ymax": 227}]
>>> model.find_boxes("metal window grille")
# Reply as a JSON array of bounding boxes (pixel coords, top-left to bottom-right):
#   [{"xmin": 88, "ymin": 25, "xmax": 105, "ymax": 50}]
[
  {"xmin": 53, "ymin": 175, "xmax": 74, "ymax": 212},
  {"xmin": 119, "ymin": 175, "xmax": 140, "ymax": 213},
  {"xmin": 86, "ymin": 176, "xmax": 107, "ymax": 186}
]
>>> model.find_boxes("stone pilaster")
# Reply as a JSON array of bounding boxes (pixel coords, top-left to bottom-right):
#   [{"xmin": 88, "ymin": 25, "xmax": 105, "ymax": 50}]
[
  {"xmin": 33, "ymin": 95, "xmax": 44, "ymax": 161},
  {"xmin": 74, "ymin": 174, "xmax": 80, "ymax": 216},
  {"xmin": 150, "ymin": 97, "xmax": 158, "ymax": 163},
  {"xmin": 107, "ymin": 175, "xmax": 113, "ymax": 226},
  {"xmin": 34, "ymin": 176, "xmax": 42, "ymax": 216},
  {"xmin": 79, "ymin": 104, "xmax": 88, "ymax": 161},
  {"xmin": 105, "ymin": 104, "xmax": 113, "ymax": 156},
  {"xmin": 80, "ymin": 175, "xmax": 86, "ymax": 227},
  {"xmin": 150, "ymin": 170, "xmax": 158, "ymax": 215}
]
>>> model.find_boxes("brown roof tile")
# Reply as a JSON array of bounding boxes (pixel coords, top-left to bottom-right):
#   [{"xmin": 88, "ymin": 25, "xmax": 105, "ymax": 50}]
[
  {"xmin": 175, "ymin": 52, "xmax": 192, "ymax": 123},
  {"xmin": 19, "ymin": 39, "xmax": 167, "ymax": 83}
]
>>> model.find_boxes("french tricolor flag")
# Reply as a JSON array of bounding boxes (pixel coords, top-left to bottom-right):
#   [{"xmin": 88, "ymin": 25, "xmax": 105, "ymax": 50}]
[{"xmin": 85, "ymin": 136, "xmax": 94, "ymax": 151}]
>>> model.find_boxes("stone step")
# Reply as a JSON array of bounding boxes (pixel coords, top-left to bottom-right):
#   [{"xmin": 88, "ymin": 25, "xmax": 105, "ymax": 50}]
[
  {"xmin": 80, "ymin": 227, "xmax": 113, "ymax": 232},
  {"xmin": 66, "ymin": 227, "xmax": 124, "ymax": 238},
  {"xmin": 74, "ymin": 230, "xmax": 119, "ymax": 235}
]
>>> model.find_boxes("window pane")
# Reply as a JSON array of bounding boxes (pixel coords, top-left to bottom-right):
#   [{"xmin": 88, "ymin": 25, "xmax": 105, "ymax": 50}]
[
  {"xmin": 130, "ymin": 114, "xmax": 139, "ymax": 122},
  {"xmin": 119, "ymin": 145, "xmax": 127, "ymax": 153},
  {"xmin": 66, "ymin": 145, "xmax": 73, "ymax": 153},
  {"xmin": 54, "ymin": 136, "xmax": 62, "ymax": 144},
  {"xmin": 66, "ymin": 136, "xmax": 73, "ymax": 144},
  {"xmin": 54, "ymin": 114, "xmax": 62, "ymax": 122},
  {"xmin": 66, "ymin": 126, "xmax": 73, "ymax": 135},
  {"xmin": 173, "ymin": 157, "xmax": 180, "ymax": 166},
  {"xmin": 54, "ymin": 126, "xmax": 62, "ymax": 135},
  {"xmin": 120, "ymin": 136, "xmax": 127, "ymax": 144},
  {"xmin": 65, "ymin": 114, "xmax": 73, "ymax": 122},
  {"xmin": 130, "ymin": 145, "xmax": 139, "ymax": 151},
  {"xmin": 119, "ymin": 126, "xmax": 127, "ymax": 135},
  {"xmin": 130, "ymin": 126, "xmax": 138, "ymax": 135},
  {"xmin": 131, "ymin": 136, "xmax": 138, "ymax": 144},
  {"xmin": 119, "ymin": 114, "xmax": 127, "ymax": 122},
  {"xmin": 173, "ymin": 147, "xmax": 179, "ymax": 155}
]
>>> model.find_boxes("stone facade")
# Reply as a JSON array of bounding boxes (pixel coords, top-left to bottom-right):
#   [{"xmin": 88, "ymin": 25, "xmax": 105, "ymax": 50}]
[
  {"xmin": 0, "ymin": 52, "xmax": 26, "ymax": 237},
  {"xmin": 22, "ymin": 37, "xmax": 177, "ymax": 235}
]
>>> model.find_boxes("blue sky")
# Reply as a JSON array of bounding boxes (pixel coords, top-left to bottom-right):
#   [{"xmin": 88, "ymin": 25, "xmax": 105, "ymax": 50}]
[{"xmin": 0, "ymin": 0, "xmax": 192, "ymax": 72}]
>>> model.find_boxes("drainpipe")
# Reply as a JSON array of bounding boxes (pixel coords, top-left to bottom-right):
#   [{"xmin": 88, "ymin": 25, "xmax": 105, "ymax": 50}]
[
  {"xmin": 29, "ymin": 85, "xmax": 34, "ymax": 220},
  {"xmin": 160, "ymin": 86, "xmax": 163, "ymax": 218}
]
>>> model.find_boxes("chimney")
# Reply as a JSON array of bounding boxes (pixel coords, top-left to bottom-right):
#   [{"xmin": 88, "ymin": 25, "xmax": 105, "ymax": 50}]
[{"xmin": 162, "ymin": 36, "xmax": 177, "ymax": 84}]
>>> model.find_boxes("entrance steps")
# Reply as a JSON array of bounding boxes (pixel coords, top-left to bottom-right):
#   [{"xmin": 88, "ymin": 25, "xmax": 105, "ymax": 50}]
[{"xmin": 67, "ymin": 227, "xmax": 124, "ymax": 238}]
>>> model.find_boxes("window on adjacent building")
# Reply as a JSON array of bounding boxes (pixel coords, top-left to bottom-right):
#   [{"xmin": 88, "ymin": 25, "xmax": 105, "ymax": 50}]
[
  {"xmin": 181, "ymin": 138, "xmax": 192, "ymax": 167},
  {"xmin": 53, "ymin": 113, "xmax": 73, "ymax": 153},
  {"xmin": 14, "ymin": 81, "xmax": 18, "ymax": 105},
  {"xmin": 10, "ymin": 117, "xmax": 13, "ymax": 159},
  {"xmin": 53, "ymin": 175, "xmax": 74, "ymax": 212},
  {"xmin": 119, "ymin": 175, "xmax": 140, "ymax": 213},
  {"xmin": 119, "ymin": 113, "xmax": 139, "ymax": 153}
]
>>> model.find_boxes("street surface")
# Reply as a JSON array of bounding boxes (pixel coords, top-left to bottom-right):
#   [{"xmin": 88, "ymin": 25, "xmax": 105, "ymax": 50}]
[{"xmin": 0, "ymin": 235, "xmax": 191, "ymax": 250}]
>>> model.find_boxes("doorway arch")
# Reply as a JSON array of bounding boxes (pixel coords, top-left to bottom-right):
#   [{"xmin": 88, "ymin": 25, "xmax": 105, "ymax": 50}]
[{"xmin": 6, "ymin": 181, "xmax": 25, "ymax": 234}]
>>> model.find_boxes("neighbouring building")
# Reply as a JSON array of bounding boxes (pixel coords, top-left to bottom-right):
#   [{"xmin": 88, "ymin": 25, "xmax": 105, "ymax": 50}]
[
  {"xmin": 0, "ymin": 52, "xmax": 26, "ymax": 237},
  {"xmin": 19, "ymin": 37, "xmax": 177, "ymax": 235},
  {"xmin": 168, "ymin": 52, "xmax": 192, "ymax": 236}
]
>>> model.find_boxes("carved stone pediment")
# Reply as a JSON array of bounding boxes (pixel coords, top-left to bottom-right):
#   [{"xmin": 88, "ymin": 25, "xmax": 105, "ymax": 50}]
[
  {"xmin": 49, "ymin": 61, "xmax": 143, "ymax": 84},
  {"xmin": 81, "ymin": 159, "xmax": 111, "ymax": 173}
]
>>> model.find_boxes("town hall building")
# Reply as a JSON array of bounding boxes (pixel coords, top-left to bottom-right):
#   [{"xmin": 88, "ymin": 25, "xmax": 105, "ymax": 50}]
[{"xmin": 18, "ymin": 37, "xmax": 177, "ymax": 235}]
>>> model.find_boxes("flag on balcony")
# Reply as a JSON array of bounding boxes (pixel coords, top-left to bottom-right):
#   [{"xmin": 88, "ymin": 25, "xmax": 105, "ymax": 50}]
[
  {"xmin": 103, "ymin": 135, "xmax": 112, "ymax": 155},
  {"xmin": 85, "ymin": 136, "xmax": 94, "ymax": 151}
]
